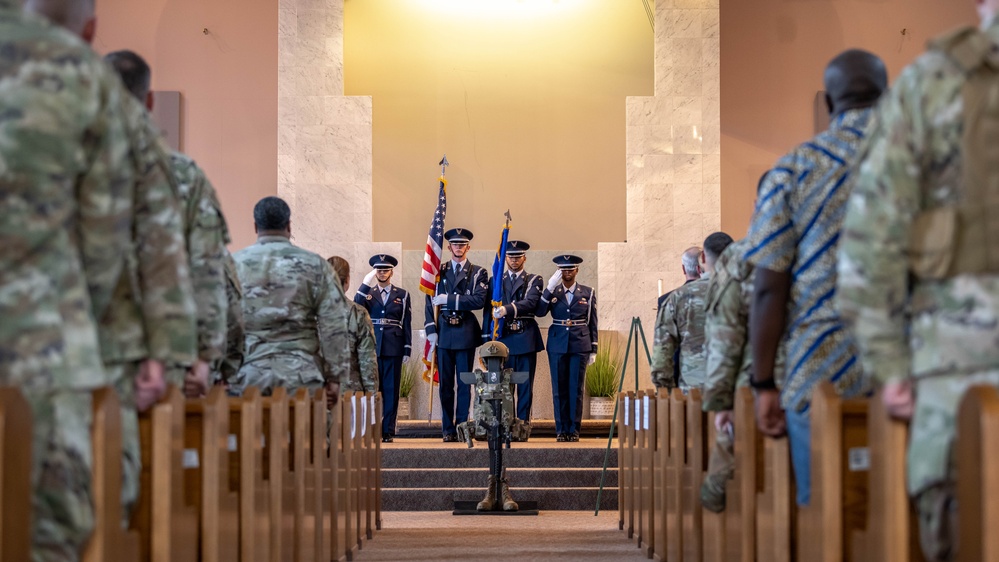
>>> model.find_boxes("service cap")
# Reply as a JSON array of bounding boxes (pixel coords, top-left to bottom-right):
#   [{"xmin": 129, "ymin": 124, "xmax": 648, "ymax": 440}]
[
  {"xmin": 505, "ymin": 240, "xmax": 530, "ymax": 257},
  {"xmin": 553, "ymin": 254, "xmax": 584, "ymax": 269},
  {"xmin": 369, "ymin": 254, "xmax": 398, "ymax": 270},
  {"xmin": 444, "ymin": 228, "xmax": 474, "ymax": 243}
]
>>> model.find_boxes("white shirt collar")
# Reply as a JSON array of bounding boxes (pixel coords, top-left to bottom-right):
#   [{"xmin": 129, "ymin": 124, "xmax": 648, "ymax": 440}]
[
  {"xmin": 379, "ymin": 284, "xmax": 393, "ymax": 293},
  {"xmin": 508, "ymin": 269, "xmax": 523, "ymax": 279},
  {"xmin": 563, "ymin": 282, "xmax": 577, "ymax": 294},
  {"xmin": 451, "ymin": 259, "xmax": 467, "ymax": 270}
]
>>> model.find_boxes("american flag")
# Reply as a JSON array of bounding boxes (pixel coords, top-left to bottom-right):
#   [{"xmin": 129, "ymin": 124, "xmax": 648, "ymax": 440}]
[{"xmin": 420, "ymin": 172, "xmax": 447, "ymax": 383}]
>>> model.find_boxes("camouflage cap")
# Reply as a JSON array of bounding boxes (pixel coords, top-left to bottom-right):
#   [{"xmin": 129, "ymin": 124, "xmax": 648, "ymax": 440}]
[{"xmin": 479, "ymin": 341, "xmax": 510, "ymax": 360}]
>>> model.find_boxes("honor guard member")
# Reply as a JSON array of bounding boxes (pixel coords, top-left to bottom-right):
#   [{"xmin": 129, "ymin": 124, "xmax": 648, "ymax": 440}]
[
  {"xmin": 427, "ymin": 228, "xmax": 490, "ymax": 442},
  {"xmin": 355, "ymin": 254, "xmax": 412, "ymax": 442},
  {"xmin": 485, "ymin": 240, "xmax": 546, "ymax": 429},
  {"xmin": 536, "ymin": 255, "xmax": 598, "ymax": 442}
]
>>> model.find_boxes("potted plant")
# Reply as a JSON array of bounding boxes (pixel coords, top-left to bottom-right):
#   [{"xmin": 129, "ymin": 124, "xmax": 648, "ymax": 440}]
[
  {"xmin": 585, "ymin": 345, "xmax": 620, "ymax": 419},
  {"xmin": 397, "ymin": 358, "xmax": 420, "ymax": 420}
]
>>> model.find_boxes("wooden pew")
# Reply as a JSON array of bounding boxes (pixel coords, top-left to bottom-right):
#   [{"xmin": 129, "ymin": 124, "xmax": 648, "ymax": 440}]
[
  {"xmin": 133, "ymin": 386, "xmax": 198, "ymax": 562},
  {"xmin": 288, "ymin": 389, "xmax": 313, "ymax": 561},
  {"xmin": 725, "ymin": 386, "xmax": 757, "ymax": 562},
  {"xmin": 362, "ymin": 392, "xmax": 380, "ymax": 540},
  {"xmin": 183, "ymin": 387, "xmax": 238, "ymax": 562},
  {"xmin": 374, "ymin": 392, "xmax": 383, "ymax": 532},
  {"xmin": 796, "ymin": 383, "xmax": 868, "ymax": 562},
  {"xmin": 851, "ymin": 389, "xmax": 923, "ymax": 562},
  {"xmin": 679, "ymin": 388, "xmax": 707, "ymax": 562},
  {"xmin": 618, "ymin": 392, "xmax": 627, "ymax": 533},
  {"xmin": 0, "ymin": 387, "xmax": 31, "ymax": 562},
  {"xmin": 957, "ymin": 385, "xmax": 999, "ymax": 562},
  {"xmin": 633, "ymin": 390, "xmax": 645, "ymax": 550},
  {"xmin": 359, "ymin": 392, "xmax": 373, "ymax": 545},
  {"xmin": 701, "ymin": 412, "xmax": 725, "ymax": 562},
  {"xmin": 229, "ymin": 387, "xmax": 270, "ymax": 562},
  {"xmin": 623, "ymin": 391, "xmax": 636, "ymax": 539},
  {"xmin": 654, "ymin": 389, "xmax": 669, "ymax": 562},
  {"xmin": 338, "ymin": 391, "xmax": 356, "ymax": 561},
  {"xmin": 85, "ymin": 387, "xmax": 140, "ymax": 562},
  {"xmin": 261, "ymin": 388, "xmax": 292, "ymax": 562},
  {"xmin": 754, "ymin": 420, "xmax": 792, "ymax": 562},
  {"xmin": 639, "ymin": 390, "xmax": 657, "ymax": 559}
]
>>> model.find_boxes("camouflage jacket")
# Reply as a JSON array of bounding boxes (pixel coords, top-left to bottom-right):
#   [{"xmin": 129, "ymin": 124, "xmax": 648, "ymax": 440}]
[
  {"xmin": 168, "ymin": 150, "xmax": 229, "ymax": 365},
  {"xmin": 0, "ymin": 8, "xmax": 136, "ymax": 390},
  {"xmin": 217, "ymin": 251, "xmax": 245, "ymax": 384},
  {"xmin": 838, "ymin": 22, "xmax": 999, "ymax": 384},
  {"xmin": 94, "ymin": 93, "xmax": 197, "ymax": 371},
  {"xmin": 234, "ymin": 236, "xmax": 350, "ymax": 385},
  {"xmin": 345, "ymin": 302, "xmax": 379, "ymax": 392},
  {"xmin": 651, "ymin": 277, "xmax": 709, "ymax": 390},
  {"xmin": 701, "ymin": 240, "xmax": 789, "ymax": 411},
  {"xmin": 703, "ymin": 240, "xmax": 754, "ymax": 411}
]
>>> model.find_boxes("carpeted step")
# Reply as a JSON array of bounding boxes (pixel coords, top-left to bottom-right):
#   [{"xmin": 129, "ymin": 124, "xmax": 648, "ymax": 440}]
[
  {"xmin": 383, "ymin": 467, "xmax": 619, "ymax": 489},
  {"xmin": 396, "ymin": 419, "xmax": 617, "ymax": 439},
  {"xmin": 382, "ymin": 445, "xmax": 618, "ymax": 470},
  {"xmin": 382, "ymin": 487, "xmax": 619, "ymax": 512}
]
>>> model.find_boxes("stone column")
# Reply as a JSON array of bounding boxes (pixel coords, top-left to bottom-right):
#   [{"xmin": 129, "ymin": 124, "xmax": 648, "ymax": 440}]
[
  {"xmin": 597, "ymin": 0, "xmax": 720, "ymax": 389},
  {"xmin": 277, "ymin": 0, "xmax": 400, "ymax": 281}
]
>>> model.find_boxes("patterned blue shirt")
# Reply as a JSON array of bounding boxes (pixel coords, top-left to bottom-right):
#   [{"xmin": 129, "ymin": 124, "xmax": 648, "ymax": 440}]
[{"xmin": 744, "ymin": 108, "xmax": 874, "ymax": 412}]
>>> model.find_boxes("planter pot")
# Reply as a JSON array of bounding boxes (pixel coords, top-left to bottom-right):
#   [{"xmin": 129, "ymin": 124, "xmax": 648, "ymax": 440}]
[
  {"xmin": 398, "ymin": 397, "xmax": 411, "ymax": 420},
  {"xmin": 589, "ymin": 396, "xmax": 614, "ymax": 420}
]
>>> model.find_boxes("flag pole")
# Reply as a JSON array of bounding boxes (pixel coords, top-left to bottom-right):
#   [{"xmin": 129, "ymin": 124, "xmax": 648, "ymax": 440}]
[{"xmin": 428, "ymin": 154, "xmax": 449, "ymax": 424}]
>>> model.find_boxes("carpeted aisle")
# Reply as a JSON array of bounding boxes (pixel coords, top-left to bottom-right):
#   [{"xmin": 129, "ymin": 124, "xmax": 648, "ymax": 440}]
[{"xmin": 356, "ymin": 511, "xmax": 649, "ymax": 562}]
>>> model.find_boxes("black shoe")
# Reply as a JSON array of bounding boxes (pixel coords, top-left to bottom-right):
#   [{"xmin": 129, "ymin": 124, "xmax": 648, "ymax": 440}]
[
  {"xmin": 443, "ymin": 434, "xmax": 459, "ymax": 443},
  {"xmin": 568, "ymin": 433, "xmax": 580, "ymax": 442},
  {"xmin": 556, "ymin": 433, "xmax": 567, "ymax": 442},
  {"xmin": 382, "ymin": 434, "xmax": 393, "ymax": 443}
]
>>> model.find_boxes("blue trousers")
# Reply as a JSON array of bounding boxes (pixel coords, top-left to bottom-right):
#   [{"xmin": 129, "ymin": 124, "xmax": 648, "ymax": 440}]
[
  {"xmin": 377, "ymin": 356, "xmax": 403, "ymax": 436},
  {"xmin": 547, "ymin": 351, "xmax": 586, "ymax": 434},
  {"xmin": 437, "ymin": 348, "xmax": 474, "ymax": 436},
  {"xmin": 505, "ymin": 353, "xmax": 538, "ymax": 422},
  {"xmin": 786, "ymin": 406, "xmax": 812, "ymax": 506}
]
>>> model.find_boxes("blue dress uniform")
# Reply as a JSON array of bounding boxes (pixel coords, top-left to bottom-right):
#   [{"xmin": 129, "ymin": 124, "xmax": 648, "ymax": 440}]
[
  {"xmin": 536, "ymin": 255, "xmax": 598, "ymax": 441},
  {"xmin": 426, "ymin": 228, "xmax": 490, "ymax": 440},
  {"xmin": 482, "ymin": 240, "xmax": 545, "ymax": 423},
  {"xmin": 354, "ymin": 255, "xmax": 412, "ymax": 441}
]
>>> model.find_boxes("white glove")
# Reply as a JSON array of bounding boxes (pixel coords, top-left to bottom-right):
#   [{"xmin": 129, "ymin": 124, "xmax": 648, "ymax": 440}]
[
  {"xmin": 432, "ymin": 294, "xmax": 448, "ymax": 306},
  {"xmin": 363, "ymin": 270, "xmax": 378, "ymax": 288},
  {"xmin": 492, "ymin": 306, "xmax": 507, "ymax": 319},
  {"xmin": 426, "ymin": 333, "xmax": 438, "ymax": 345},
  {"xmin": 547, "ymin": 270, "xmax": 562, "ymax": 292},
  {"xmin": 402, "ymin": 356, "xmax": 410, "ymax": 364},
  {"xmin": 588, "ymin": 354, "xmax": 596, "ymax": 366}
]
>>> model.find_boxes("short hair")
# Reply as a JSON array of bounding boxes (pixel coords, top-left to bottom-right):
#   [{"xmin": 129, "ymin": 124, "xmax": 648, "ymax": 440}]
[
  {"xmin": 253, "ymin": 196, "xmax": 291, "ymax": 231},
  {"xmin": 703, "ymin": 232, "xmax": 734, "ymax": 261},
  {"xmin": 681, "ymin": 247, "xmax": 702, "ymax": 276},
  {"xmin": 105, "ymin": 50, "xmax": 152, "ymax": 102},
  {"xmin": 327, "ymin": 256, "xmax": 350, "ymax": 287}
]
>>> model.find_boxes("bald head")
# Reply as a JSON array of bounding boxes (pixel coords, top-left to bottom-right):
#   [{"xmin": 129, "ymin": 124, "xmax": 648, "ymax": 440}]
[
  {"xmin": 24, "ymin": 0, "xmax": 96, "ymax": 42},
  {"xmin": 823, "ymin": 49, "xmax": 888, "ymax": 117}
]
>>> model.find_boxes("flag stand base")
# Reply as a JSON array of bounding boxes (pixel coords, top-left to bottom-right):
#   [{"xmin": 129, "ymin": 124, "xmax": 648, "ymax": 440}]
[{"xmin": 452, "ymin": 500, "xmax": 539, "ymax": 516}]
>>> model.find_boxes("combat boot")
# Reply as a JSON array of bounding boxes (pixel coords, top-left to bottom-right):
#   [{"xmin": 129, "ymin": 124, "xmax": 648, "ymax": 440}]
[
  {"xmin": 500, "ymin": 477, "xmax": 519, "ymax": 511},
  {"xmin": 477, "ymin": 476, "xmax": 497, "ymax": 511}
]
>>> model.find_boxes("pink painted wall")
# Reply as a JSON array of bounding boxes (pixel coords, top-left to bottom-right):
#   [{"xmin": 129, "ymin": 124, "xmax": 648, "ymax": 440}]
[
  {"xmin": 720, "ymin": 0, "xmax": 976, "ymax": 238},
  {"xmin": 94, "ymin": 0, "xmax": 278, "ymax": 250}
]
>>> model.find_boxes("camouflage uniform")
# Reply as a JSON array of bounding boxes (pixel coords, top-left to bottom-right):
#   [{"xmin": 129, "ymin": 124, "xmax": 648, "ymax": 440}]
[
  {"xmin": 0, "ymin": 7, "xmax": 134, "ymax": 559},
  {"xmin": 233, "ymin": 236, "xmax": 350, "ymax": 395},
  {"xmin": 344, "ymin": 302, "xmax": 379, "ymax": 392},
  {"xmin": 651, "ymin": 277, "xmax": 710, "ymax": 391},
  {"xmin": 218, "ymin": 250, "xmax": 245, "ymax": 384},
  {"xmin": 165, "ymin": 149, "xmax": 229, "ymax": 382},
  {"xmin": 97, "ymin": 94, "xmax": 196, "ymax": 524},
  {"xmin": 838, "ymin": 23, "xmax": 999, "ymax": 561},
  {"xmin": 700, "ymin": 239, "xmax": 787, "ymax": 511}
]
